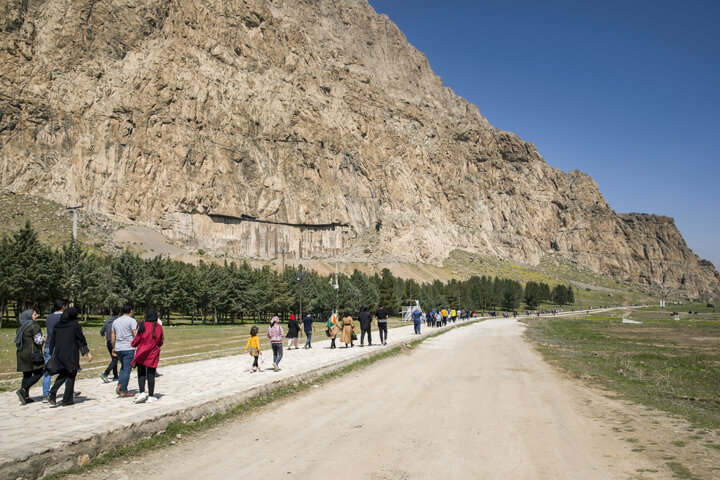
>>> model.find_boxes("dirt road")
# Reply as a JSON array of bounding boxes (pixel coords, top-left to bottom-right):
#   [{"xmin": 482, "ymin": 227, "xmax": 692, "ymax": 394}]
[{"xmin": 73, "ymin": 319, "xmax": 684, "ymax": 479}]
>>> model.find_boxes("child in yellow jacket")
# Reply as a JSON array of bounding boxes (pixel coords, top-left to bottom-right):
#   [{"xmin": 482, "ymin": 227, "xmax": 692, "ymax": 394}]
[{"xmin": 244, "ymin": 326, "xmax": 262, "ymax": 372}]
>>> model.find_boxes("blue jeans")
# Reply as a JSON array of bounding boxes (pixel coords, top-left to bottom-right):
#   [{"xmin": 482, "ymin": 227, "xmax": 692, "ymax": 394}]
[
  {"xmin": 271, "ymin": 343, "xmax": 283, "ymax": 366},
  {"xmin": 304, "ymin": 332, "xmax": 312, "ymax": 346},
  {"xmin": 413, "ymin": 320, "xmax": 421, "ymax": 334},
  {"xmin": 116, "ymin": 350, "xmax": 134, "ymax": 392},
  {"xmin": 42, "ymin": 348, "xmax": 51, "ymax": 396}
]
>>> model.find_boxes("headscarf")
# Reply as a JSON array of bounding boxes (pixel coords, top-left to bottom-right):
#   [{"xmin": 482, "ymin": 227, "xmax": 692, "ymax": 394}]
[
  {"xmin": 289, "ymin": 314, "xmax": 295, "ymax": 321},
  {"xmin": 14, "ymin": 310, "xmax": 36, "ymax": 351},
  {"xmin": 137, "ymin": 308, "xmax": 159, "ymax": 336},
  {"xmin": 58, "ymin": 307, "xmax": 80, "ymax": 325}
]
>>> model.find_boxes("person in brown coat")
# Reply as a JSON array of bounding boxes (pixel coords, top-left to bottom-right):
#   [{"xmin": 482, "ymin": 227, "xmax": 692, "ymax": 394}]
[{"xmin": 339, "ymin": 312, "xmax": 355, "ymax": 348}]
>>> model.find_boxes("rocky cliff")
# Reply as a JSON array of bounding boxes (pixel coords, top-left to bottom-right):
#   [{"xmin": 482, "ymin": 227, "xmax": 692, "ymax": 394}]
[{"xmin": 1, "ymin": 0, "xmax": 717, "ymax": 297}]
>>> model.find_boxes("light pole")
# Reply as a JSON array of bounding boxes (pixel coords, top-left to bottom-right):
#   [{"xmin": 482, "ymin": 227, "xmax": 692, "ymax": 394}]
[{"xmin": 296, "ymin": 271, "xmax": 305, "ymax": 320}]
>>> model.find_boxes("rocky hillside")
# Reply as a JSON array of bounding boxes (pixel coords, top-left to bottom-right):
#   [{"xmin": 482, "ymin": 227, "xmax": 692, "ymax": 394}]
[{"xmin": 1, "ymin": 0, "xmax": 717, "ymax": 298}]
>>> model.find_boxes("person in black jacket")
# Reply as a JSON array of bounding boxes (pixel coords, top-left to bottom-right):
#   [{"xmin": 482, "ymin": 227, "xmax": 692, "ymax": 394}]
[
  {"xmin": 286, "ymin": 314, "xmax": 300, "ymax": 350},
  {"xmin": 46, "ymin": 307, "xmax": 93, "ymax": 406},
  {"xmin": 358, "ymin": 306, "xmax": 373, "ymax": 347},
  {"xmin": 99, "ymin": 306, "xmax": 120, "ymax": 383}
]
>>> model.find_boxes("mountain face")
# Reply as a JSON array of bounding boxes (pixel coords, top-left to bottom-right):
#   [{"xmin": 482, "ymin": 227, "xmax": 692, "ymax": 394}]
[{"xmin": 1, "ymin": 0, "xmax": 718, "ymax": 298}]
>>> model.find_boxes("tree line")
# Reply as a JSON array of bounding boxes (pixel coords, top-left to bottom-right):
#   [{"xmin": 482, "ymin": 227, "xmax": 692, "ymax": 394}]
[{"xmin": 0, "ymin": 222, "xmax": 574, "ymax": 327}]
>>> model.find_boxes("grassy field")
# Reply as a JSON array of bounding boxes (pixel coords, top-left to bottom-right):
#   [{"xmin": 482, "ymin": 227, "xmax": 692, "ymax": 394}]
[
  {"xmin": 442, "ymin": 249, "xmax": 662, "ymax": 308},
  {"xmin": 526, "ymin": 304, "xmax": 720, "ymax": 433},
  {"xmin": 1, "ymin": 316, "xmax": 409, "ymax": 392}
]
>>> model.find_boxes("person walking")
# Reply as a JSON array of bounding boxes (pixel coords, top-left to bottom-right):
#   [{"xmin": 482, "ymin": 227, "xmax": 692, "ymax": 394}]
[
  {"xmin": 15, "ymin": 309, "xmax": 45, "ymax": 404},
  {"xmin": 42, "ymin": 299, "xmax": 67, "ymax": 400},
  {"xmin": 286, "ymin": 313, "xmax": 300, "ymax": 350},
  {"xmin": 302, "ymin": 313, "xmax": 315, "ymax": 349},
  {"xmin": 358, "ymin": 306, "xmax": 372, "ymax": 346},
  {"xmin": 340, "ymin": 312, "xmax": 355, "ymax": 348},
  {"xmin": 267, "ymin": 316, "xmax": 284, "ymax": 371},
  {"xmin": 411, "ymin": 308, "xmax": 422, "ymax": 334},
  {"xmin": 244, "ymin": 326, "xmax": 262, "ymax": 372},
  {"xmin": 131, "ymin": 309, "xmax": 164, "ymax": 403},
  {"xmin": 327, "ymin": 313, "xmax": 338, "ymax": 349},
  {"xmin": 375, "ymin": 305, "xmax": 388, "ymax": 345},
  {"xmin": 46, "ymin": 307, "xmax": 93, "ymax": 406},
  {"xmin": 112, "ymin": 303, "xmax": 137, "ymax": 398},
  {"xmin": 99, "ymin": 306, "xmax": 120, "ymax": 383}
]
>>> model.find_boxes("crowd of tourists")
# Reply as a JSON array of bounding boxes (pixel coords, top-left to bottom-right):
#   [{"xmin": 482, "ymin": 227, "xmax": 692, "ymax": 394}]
[{"xmin": 15, "ymin": 300, "xmax": 470, "ymax": 404}]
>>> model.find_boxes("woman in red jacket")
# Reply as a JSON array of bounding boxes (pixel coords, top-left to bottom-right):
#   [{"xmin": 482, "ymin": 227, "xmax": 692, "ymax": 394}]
[{"xmin": 132, "ymin": 308, "xmax": 164, "ymax": 404}]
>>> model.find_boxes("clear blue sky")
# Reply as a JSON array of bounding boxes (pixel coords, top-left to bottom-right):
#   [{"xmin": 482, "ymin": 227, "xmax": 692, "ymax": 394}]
[{"xmin": 369, "ymin": 0, "xmax": 720, "ymax": 268}]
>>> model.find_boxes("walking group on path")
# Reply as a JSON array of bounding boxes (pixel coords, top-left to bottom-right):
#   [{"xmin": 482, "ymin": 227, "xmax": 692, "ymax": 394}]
[
  {"xmin": 16, "ymin": 298, "xmax": 471, "ymax": 405},
  {"xmin": 14, "ymin": 299, "xmax": 164, "ymax": 406}
]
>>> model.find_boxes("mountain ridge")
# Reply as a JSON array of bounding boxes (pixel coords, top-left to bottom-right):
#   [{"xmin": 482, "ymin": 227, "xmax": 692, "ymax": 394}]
[{"xmin": 0, "ymin": 0, "xmax": 717, "ymax": 298}]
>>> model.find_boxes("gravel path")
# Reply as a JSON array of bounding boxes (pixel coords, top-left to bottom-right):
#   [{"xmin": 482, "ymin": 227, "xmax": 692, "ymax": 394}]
[{"xmin": 64, "ymin": 317, "xmax": 685, "ymax": 480}]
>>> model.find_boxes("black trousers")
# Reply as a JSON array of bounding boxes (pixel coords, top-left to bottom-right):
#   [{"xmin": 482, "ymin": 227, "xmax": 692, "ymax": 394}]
[
  {"xmin": 137, "ymin": 364, "xmax": 157, "ymax": 396},
  {"xmin": 104, "ymin": 341, "xmax": 118, "ymax": 377},
  {"xmin": 361, "ymin": 328, "xmax": 372, "ymax": 345},
  {"xmin": 21, "ymin": 367, "xmax": 44, "ymax": 395},
  {"xmin": 377, "ymin": 323, "xmax": 388, "ymax": 343},
  {"xmin": 51, "ymin": 369, "xmax": 77, "ymax": 404}
]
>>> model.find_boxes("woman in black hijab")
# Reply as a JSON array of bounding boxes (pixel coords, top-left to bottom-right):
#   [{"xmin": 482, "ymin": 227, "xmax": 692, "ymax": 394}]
[{"xmin": 46, "ymin": 307, "xmax": 93, "ymax": 406}]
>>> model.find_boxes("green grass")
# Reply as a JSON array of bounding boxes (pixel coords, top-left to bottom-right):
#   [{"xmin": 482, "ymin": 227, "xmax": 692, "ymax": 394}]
[
  {"xmin": 526, "ymin": 311, "xmax": 720, "ymax": 431},
  {"xmin": 42, "ymin": 318, "xmax": 484, "ymax": 479},
  {"xmin": 666, "ymin": 461, "xmax": 700, "ymax": 479},
  {"xmin": 442, "ymin": 249, "xmax": 661, "ymax": 308}
]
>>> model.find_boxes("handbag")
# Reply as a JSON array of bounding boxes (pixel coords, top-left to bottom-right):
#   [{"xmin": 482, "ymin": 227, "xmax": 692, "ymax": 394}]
[
  {"xmin": 45, "ymin": 349, "xmax": 59, "ymax": 375},
  {"xmin": 351, "ymin": 332, "xmax": 357, "ymax": 341},
  {"xmin": 30, "ymin": 352, "xmax": 44, "ymax": 365},
  {"xmin": 325, "ymin": 327, "xmax": 330, "ymax": 337}
]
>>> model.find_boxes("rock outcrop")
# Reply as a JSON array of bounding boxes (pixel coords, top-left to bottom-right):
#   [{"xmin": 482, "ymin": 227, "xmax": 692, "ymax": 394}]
[{"xmin": 1, "ymin": 0, "xmax": 717, "ymax": 297}]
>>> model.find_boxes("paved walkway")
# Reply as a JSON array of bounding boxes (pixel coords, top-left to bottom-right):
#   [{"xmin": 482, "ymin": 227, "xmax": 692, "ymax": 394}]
[{"xmin": 0, "ymin": 309, "xmax": 614, "ymax": 479}]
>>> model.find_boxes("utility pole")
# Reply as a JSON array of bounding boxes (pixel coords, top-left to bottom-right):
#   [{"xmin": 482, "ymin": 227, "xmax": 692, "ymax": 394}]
[
  {"xmin": 330, "ymin": 262, "xmax": 339, "ymax": 313},
  {"xmin": 66, "ymin": 205, "xmax": 83, "ymax": 241},
  {"xmin": 65, "ymin": 206, "xmax": 82, "ymax": 304}
]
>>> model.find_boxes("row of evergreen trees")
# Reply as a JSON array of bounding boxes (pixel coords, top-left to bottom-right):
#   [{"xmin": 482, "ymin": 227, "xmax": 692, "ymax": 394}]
[{"xmin": 0, "ymin": 222, "xmax": 574, "ymax": 326}]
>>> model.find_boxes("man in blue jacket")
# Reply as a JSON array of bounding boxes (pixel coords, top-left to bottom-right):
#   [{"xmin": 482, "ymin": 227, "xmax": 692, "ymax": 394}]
[{"xmin": 411, "ymin": 308, "xmax": 423, "ymax": 334}]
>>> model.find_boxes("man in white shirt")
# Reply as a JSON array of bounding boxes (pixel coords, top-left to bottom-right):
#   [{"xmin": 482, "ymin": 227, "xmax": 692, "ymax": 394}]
[{"xmin": 111, "ymin": 303, "xmax": 137, "ymax": 398}]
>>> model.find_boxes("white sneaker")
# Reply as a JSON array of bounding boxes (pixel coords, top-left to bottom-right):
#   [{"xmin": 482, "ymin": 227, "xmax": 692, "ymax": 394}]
[
  {"xmin": 147, "ymin": 396, "xmax": 158, "ymax": 403},
  {"xmin": 135, "ymin": 392, "xmax": 148, "ymax": 404}
]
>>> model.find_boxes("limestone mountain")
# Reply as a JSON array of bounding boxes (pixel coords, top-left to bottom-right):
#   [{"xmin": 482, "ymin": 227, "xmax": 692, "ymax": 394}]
[{"xmin": 1, "ymin": 0, "xmax": 717, "ymax": 298}]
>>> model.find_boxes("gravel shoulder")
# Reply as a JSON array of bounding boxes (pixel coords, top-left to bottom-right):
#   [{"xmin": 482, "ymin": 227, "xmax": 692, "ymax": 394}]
[{"xmin": 66, "ymin": 318, "xmax": 694, "ymax": 479}]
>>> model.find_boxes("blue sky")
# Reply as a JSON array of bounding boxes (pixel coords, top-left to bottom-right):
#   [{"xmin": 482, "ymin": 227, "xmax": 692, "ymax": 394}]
[{"xmin": 368, "ymin": 0, "xmax": 720, "ymax": 268}]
